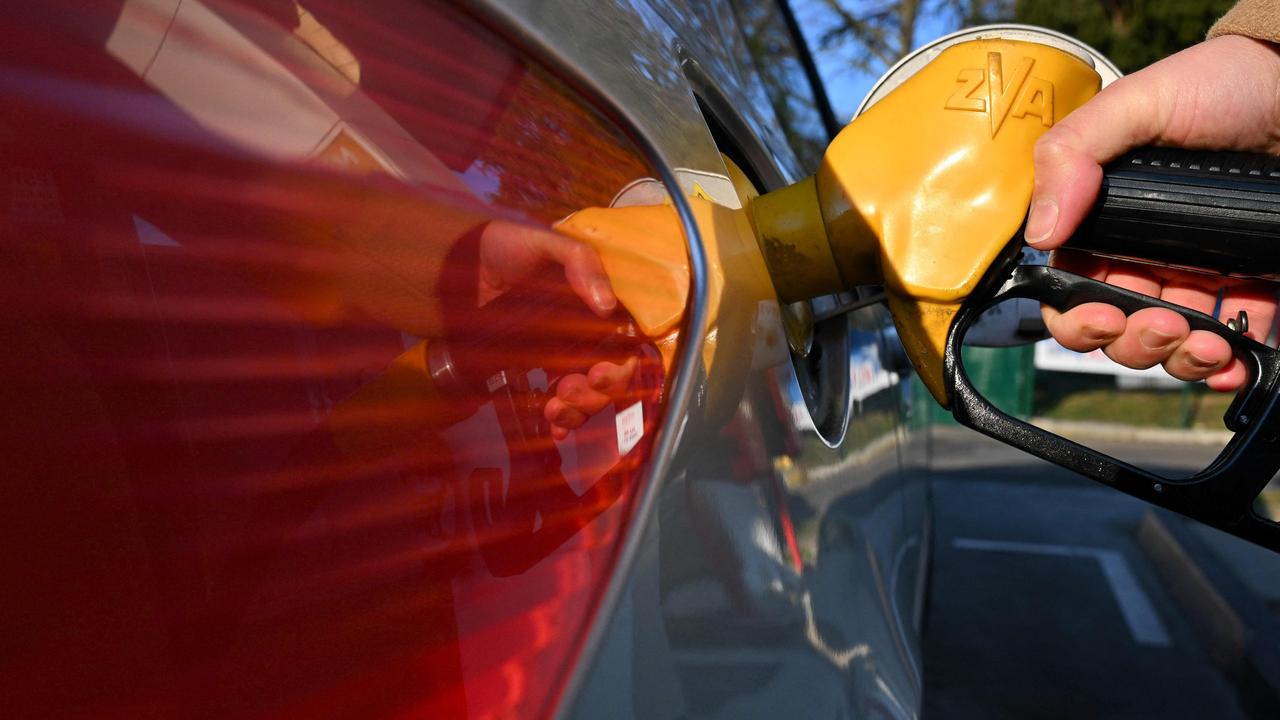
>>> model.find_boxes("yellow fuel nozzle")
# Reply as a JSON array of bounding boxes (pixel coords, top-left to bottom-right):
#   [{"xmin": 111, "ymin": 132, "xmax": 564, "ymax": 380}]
[{"xmin": 753, "ymin": 37, "xmax": 1101, "ymax": 406}]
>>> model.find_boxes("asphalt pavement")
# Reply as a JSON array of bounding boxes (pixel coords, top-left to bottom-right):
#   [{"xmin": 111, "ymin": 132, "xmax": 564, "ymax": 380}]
[{"xmin": 921, "ymin": 426, "xmax": 1268, "ymax": 720}]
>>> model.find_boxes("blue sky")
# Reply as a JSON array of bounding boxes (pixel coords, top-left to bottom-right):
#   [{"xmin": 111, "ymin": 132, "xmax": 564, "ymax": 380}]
[{"xmin": 792, "ymin": 1, "xmax": 959, "ymax": 121}]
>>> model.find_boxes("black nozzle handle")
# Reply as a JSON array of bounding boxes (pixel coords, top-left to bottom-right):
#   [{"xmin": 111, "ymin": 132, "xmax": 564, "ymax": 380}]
[
  {"xmin": 1070, "ymin": 147, "xmax": 1280, "ymax": 279},
  {"xmin": 946, "ymin": 264, "xmax": 1280, "ymax": 553}
]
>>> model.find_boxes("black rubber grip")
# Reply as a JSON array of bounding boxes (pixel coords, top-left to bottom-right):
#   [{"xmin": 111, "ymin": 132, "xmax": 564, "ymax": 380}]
[{"xmin": 1071, "ymin": 147, "xmax": 1280, "ymax": 279}]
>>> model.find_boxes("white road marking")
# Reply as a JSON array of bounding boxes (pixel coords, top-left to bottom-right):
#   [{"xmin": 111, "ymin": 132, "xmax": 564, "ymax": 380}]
[{"xmin": 952, "ymin": 537, "xmax": 1172, "ymax": 647}]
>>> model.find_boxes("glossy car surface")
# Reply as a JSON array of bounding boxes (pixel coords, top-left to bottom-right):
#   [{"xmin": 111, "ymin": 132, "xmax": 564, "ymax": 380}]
[{"xmin": 0, "ymin": 1, "xmax": 929, "ymax": 717}]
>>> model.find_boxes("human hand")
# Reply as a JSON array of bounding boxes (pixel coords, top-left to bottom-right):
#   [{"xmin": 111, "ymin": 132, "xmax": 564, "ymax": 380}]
[
  {"xmin": 477, "ymin": 220, "xmax": 617, "ymax": 316},
  {"xmin": 1026, "ymin": 35, "xmax": 1280, "ymax": 391},
  {"xmin": 476, "ymin": 220, "xmax": 636, "ymax": 438},
  {"xmin": 544, "ymin": 357, "xmax": 638, "ymax": 441}
]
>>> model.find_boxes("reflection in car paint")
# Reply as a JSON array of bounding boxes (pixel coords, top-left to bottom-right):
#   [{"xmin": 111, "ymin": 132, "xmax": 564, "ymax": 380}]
[
  {"xmin": 2, "ymin": 0, "xmax": 932, "ymax": 717},
  {"xmin": 1, "ymin": 1, "xmax": 693, "ymax": 717}
]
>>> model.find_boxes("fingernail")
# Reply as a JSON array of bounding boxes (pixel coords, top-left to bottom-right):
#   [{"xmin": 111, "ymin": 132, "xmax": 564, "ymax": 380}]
[
  {"xmin": 590, "ymin": 280, "xmax": 616, "ymax": 312},
  {"xmin": 1024, "ymin": 197, "xmax": 1059, "ymax": 246},
  {"xmin": 1139, "ymin": 328, "xmax": 1177, "ymax": 351},
  {"xmin": 1187, "ymin": 352, "xmax": 1219, "ymax": 370},
  {"xmin": 1083, "ymin": 325, "xmax": 1115, "ymax": 343},
  {"xmin": 561, "ymin": 383, "xmax": 583, "ymax": 403}
]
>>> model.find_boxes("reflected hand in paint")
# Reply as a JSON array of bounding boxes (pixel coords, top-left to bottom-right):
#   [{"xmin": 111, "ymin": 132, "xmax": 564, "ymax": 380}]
[
  {"xmin": 0, "ymin": 0, "xmax": 678, "ymax": 716},
  {"xmin": 478, "ymin": 220, "xmax": 617, "ymax": 316},
  {"xmin": 545, "ymin": 356, "xmax": 639, "ymax": 441},
  {"xmin": 476, "ymin": 220, "xmax": 638, "ymax": 440}
]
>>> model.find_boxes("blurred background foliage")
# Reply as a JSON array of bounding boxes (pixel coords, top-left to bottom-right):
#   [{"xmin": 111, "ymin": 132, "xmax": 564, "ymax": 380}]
[
  {"xmin": 1013, "ymin": 0, "xmax": 1235, "ymax": 71},
  {"xmin": 795, "ymin": 0, "xmax": 1236, "ymax": 118}
]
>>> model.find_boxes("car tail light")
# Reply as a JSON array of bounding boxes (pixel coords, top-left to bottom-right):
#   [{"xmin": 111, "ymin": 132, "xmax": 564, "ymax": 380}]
[{"xmin": 0, "ymin": 1, "xmax": 688, "ymax": 718}]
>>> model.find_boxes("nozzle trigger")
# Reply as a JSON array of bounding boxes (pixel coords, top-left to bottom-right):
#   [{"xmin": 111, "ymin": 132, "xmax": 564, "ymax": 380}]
[{"xmin": 944, "ymin": 264, "xmax": 1280, "ymax": 553}]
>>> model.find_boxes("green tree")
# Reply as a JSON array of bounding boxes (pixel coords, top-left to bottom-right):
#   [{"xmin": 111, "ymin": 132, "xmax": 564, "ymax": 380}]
[
  {"xmin": 1012, "ymin": 0, "xmax": 1236, "ymax": 72},
  {"xmin": 805, "ymin": 0, "xmax": 1235, "ymax": 95}
]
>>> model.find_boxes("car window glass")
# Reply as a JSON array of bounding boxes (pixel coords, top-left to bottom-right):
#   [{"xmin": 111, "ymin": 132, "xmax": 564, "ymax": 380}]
[{"xmin": 728, "ymin": 0, "xmax": 828, "ymax": 173}]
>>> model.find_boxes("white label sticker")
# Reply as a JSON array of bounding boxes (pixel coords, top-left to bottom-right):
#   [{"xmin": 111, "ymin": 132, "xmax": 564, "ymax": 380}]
[
  {"xmin": 485, "ymin": 371, "xmax": 507, "ymax": 393},
  {"xmin": 615, "ymin": 402, "xmax": 644, "ymax": 456}
]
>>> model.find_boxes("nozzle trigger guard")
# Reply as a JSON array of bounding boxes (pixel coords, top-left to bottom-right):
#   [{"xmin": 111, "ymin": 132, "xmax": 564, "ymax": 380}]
[{"xmin": 946, "ymin": 264, "xmax": 1280, "ymax": 552}]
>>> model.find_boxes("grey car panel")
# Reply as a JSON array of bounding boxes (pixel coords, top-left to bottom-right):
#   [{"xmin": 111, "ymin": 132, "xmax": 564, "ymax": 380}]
[{"xmin": 470, "ymin": 1, "xmax": 929, "ymax": 717}]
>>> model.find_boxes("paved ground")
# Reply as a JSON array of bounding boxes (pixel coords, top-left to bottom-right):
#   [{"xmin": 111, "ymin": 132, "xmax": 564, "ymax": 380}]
[{"xmin": 922, "ymin": 426, "xmax": 1255, "ymax": 720}]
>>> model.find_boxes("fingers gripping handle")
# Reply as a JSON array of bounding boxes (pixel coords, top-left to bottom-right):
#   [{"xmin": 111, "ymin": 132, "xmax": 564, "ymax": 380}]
[
  {"xmin": 946, "ymin": 265, "xmax": 1280, "ymax": 552},
  {"xmin": 1072, "ymin": 147, "xmax": 1280, "ymax": 278}
]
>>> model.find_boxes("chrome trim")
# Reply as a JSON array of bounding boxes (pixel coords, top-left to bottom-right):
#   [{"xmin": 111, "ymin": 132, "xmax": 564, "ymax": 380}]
[
  {"xmin": 460, "ymin": 3, "xmax": 713, "ymax": 718},
  {"xmin": 680, "ymin": 54, "xmax": 790, "ymax": 189}
]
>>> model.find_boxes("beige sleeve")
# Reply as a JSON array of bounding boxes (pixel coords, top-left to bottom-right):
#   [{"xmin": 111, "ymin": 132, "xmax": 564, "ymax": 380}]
[{"xmin": 1208, "ymin": 0, "xmax": 1280, "ymax": 43}]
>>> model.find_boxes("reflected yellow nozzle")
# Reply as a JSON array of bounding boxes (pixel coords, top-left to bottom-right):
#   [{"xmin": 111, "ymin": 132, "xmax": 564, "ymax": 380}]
[{"xmin": 752, "ymin": 38, "xmax": 1101, "ymax": 406}]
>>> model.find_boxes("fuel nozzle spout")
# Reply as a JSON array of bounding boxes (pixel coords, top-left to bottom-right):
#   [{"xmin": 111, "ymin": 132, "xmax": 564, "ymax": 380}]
[{"xmin": 752, "ymin": 33, "xmax": 1103, "ymax": 405}]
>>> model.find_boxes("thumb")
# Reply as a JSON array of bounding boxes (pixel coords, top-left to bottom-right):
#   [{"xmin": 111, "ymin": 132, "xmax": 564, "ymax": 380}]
[
  {"xmin": 525, "ymin": 224, "xmax": 618, "ymax": 317},
  {"xmin": 1024, "ymin": 73, "xmax": 1163, "ymax": 250},
  {"xmin": 1024, "ymin": 127, "xmax": 1103, "ymax": 250}
]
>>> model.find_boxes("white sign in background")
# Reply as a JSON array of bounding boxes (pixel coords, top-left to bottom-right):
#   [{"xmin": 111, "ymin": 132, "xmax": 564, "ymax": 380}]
[{"xmin": 1034, "ymin": 339, "xmax": 1182, "ymax": 388}]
